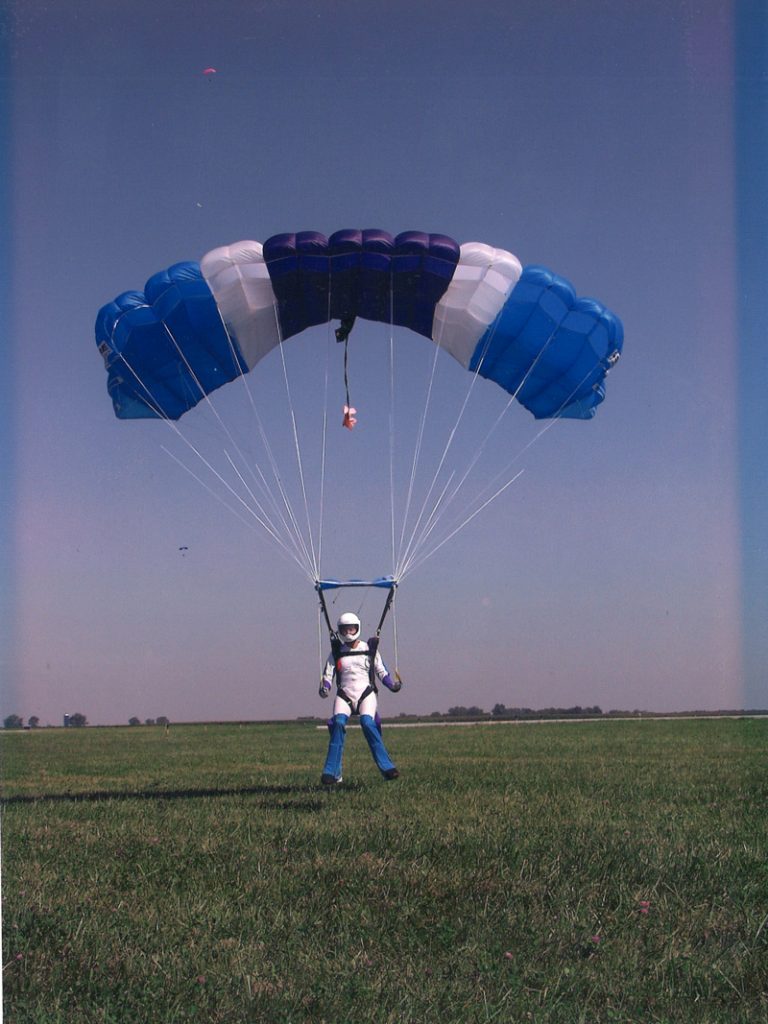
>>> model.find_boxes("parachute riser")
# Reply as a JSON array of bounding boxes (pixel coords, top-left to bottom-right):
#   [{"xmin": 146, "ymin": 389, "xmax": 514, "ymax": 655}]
[
  {"xmin": 316, "ymin": 585, "xmax": 337, "ymax": 642},
  {"xmin": 375, "ymin": 583, "xmax": 396, "ymax": 639}
]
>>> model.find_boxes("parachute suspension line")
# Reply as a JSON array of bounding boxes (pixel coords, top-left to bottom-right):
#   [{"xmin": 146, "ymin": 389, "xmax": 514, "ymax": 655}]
[
  {"xmin": 220, "ymin": 449, "xmax": 319, "ymax": 573},
  {"xmin": 161, "ymin": 446, "xmax": 317, "ymax": 579},
  {"xmin": 129, "ymin": 307, "xmax": 317, "ymax": 581},
  {"xmin": 211, "ymin": 303, "xmax": 321, "ymax": 576},
  {"xmin": 396, "ymin": 471, "xmax": 457, "ymax": 580},
  {"xmin": 156, "ymin": 321, "xmax": 264, "ymax": 479},
  {"xmin": 398, "ymin": 397, "xmax": 519, "ymax": 579},
  {"xmin": 395, "ymin": 307, "xmax": 444, "ymax": 571},
  {"xmin": 272, "ymin": 305, "xmax": 321, "ymax": 582},
  {"xmin": 394, "ymin": 305, "xmax": 506, "ymax": 579},
  {"xmin": 106, "ymin": 342, "xmax": 175, "ymax": 423},
  {"xmin": 241, "ymin": 393, "xmax": 317, "ymax": 579},
  {"xmin": 397, "ymin": 321, "xmax": 522, "ymax": 578},
  {"xmin": 110, "ymin": 347, "xmax": 315, "ymax": 578},
  {"xmin": 317, "ymin": 603, "xmax": 326, "ymax": 677},
  {"xmin": 388, "ymin": 285, "xmax": 397, "ymax": 572},
  {"xmin": 393, "ymin": 374, "xmax": 479, "ymax": 577},
  {"xmin": 402, "ymin": 351, "xmax": 610, "ymax": 581},
  {"xmin": 316, "ymin": 283, "xmax": 334, "ymax": 577},
  {"xmin": 376, "ymin": 582, "xmax": 400, "ymax": 682},
  {"xmin": 156, "ymin": 316, "xmax": 316, "ymax": 575},
  {"xmin": 231, "ymin": 400, "xmax": 317, "ymax": 578},
  {"xmin": 478, "ymin": 337, "xmax": 610, "ymax": 516},
  {"xmin": 398, "ymin": 305, "xmax": 569, "ymax": 579},
  {"xmin": 462, "ymin": 354, "xmax": 610, "ymax": 520},
  {"xmin": 400, "ymin": 469, "xmax": 526, "ymax": 580},
  {"xmin": 391, "ymin": 594, "xmax": 400, "ymax": 679}
]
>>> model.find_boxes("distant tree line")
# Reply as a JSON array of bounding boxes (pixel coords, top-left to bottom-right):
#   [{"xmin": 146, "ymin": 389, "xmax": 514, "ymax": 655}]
[
  {"xmin": 3, "ymin": 713, "xmax": 87, "ymax": 729},
  {"xmin": 5, "ymin": 706, "xmax": 765, "ymax": 731},
  {"xmin": 3, "ymin": 713, "xmax": 170, "ymax": 729},
  {"xmin": 4, "ymin": 715, "xmax": 33, "ymax": 729},
  {"xmin": 411, "ymin": 706, "xmax": 768, "ymax": 721},
  {"xmin": 434, "ymin": 704, "xmax": 605, "ymax": 720}
]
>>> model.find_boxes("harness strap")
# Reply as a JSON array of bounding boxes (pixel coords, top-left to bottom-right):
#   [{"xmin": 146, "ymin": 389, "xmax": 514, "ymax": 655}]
[
  {"xmin": 374, "ymin": 588, "xmax": 396, "ymax": 638},
  {"xmin": 333, "ymin": 647, "xmax": 367, "ymax": 680},
  {"xmin": 333, "ymin": 636, "xmax": 381, "ymax": 714},
  {"xmin": 366, "ymin": 636, "xmax": 380, "ymax": 685},
  {"xmin": 335, "ymin": 683, "xmax": 376, "ymax": 716},
  {"xmin": 335, "ymin": 638, "xmax": 380, "ymax": 680}
]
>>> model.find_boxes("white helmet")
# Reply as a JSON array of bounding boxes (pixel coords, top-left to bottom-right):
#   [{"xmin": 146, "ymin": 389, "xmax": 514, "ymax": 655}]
[{"xmin": 337, "ymin": 612, "xmax": 361, "ymax": 643}]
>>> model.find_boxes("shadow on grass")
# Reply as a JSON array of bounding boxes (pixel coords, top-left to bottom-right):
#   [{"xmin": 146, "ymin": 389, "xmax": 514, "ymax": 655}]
[{"xmin": 0, "ymin": 781, "xmax": 341, "ymax": 811}]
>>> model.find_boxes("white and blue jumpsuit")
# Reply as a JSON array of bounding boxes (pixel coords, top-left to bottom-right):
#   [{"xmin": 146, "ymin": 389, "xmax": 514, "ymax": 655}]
[{"xmin": 321, "ymin": 640, "xmax": 397, "ymax": 780}]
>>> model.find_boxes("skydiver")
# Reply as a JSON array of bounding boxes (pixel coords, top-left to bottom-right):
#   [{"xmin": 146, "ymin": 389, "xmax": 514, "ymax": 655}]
[{"xmin": 318, "ymin": 611, "xmax": 401, "ymax": 785}]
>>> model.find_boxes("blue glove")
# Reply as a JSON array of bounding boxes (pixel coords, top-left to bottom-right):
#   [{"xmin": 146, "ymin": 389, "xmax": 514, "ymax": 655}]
[
  {"xmin": 382, "ymin": 673, "xmax": 402, "ymax": 693},
  {"xmin": 319, "ymin": 680, "xmax": 331, "ymax": 698}
]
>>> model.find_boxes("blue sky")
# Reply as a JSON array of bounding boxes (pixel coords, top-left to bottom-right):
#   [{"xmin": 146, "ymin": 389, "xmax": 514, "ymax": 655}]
[{"xmin": 3, "ymin": 0, "xmax": 766, "ymax": 725}]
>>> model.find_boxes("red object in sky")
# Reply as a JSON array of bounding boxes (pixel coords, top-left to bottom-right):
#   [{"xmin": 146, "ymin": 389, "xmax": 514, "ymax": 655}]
[{"xmin": 342, "ymin": 405, "xmax": 357, "ymax": 429}]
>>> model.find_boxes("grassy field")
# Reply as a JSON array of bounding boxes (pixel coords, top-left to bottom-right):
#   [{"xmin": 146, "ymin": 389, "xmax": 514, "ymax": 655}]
[{"xmin": 2, "ymin": 718, "xmax": 766, "ymax": 1023}]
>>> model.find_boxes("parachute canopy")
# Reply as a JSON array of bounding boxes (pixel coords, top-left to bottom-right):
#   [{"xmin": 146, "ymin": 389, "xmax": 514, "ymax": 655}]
[{"xmin": 96, "ymin": 228, "xmax": 623, "ymax": 423}]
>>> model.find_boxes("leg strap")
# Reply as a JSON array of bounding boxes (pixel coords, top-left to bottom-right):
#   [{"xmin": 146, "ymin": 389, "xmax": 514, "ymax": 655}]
[{"xmin": 336, "ymin": 684, "xmax": 375, "ymax": 716}]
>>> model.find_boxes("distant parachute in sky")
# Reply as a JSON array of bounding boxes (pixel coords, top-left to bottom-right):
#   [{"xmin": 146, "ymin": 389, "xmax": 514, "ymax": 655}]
[{"xmin": 95, "ymin": 229, "xmax": 623, "ymax": 425}]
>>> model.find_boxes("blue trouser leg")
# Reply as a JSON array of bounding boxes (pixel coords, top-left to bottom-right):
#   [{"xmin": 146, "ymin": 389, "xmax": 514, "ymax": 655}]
[
  {"xmin": 360, "ymin": 714, "xmax": 396, "ymax": 773},
  {"xmin": 322, "ymin": 713, "xmax": 348, "ymax": 779},
  {"xmin": 331, "ymin": 711, "xmax": 381, "ymax": 735}
]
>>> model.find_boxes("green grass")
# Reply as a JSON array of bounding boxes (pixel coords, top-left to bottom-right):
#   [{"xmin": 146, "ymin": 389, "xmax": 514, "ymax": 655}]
[{"xmin": 2, "ymin": 718, "xmax": 767, "ymax": 1023}]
